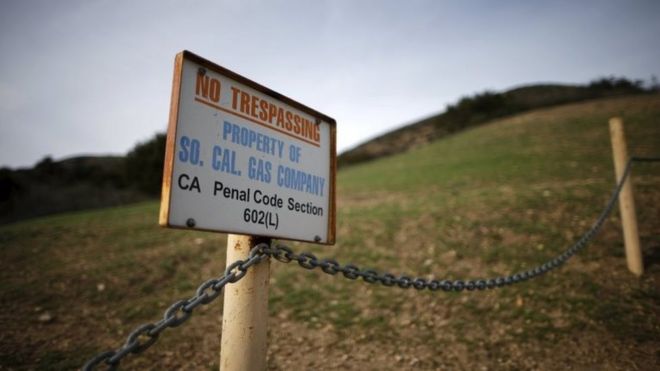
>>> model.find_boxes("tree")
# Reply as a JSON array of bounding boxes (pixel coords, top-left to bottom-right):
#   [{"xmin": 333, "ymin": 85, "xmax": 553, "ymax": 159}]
[
  {"xmin": 0, "ymin": 168, "xmax": 20, "ymax": 202},
  {"xmin": 125, "ymin": 134, "xmax": 167, "ymax": 195}
]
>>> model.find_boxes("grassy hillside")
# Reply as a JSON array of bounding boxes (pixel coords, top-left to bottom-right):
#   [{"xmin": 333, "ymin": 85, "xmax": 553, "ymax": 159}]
[
  {"xmin": 338, "ymin": 82, "xmax": 651, "ymax": 167},
  {"xmin": 1, "ymin": 94, "xmax": 659, "ymax": 370}
]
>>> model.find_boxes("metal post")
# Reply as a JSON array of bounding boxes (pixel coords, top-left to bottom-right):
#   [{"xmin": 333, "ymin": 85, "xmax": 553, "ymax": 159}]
[
  {"xmin": 220, "ymin": 234, "xmax": 271, "ymax": 370},
  {"xmin": 609, "ymin": 117, "xmax": 643, "ymax": 276}
]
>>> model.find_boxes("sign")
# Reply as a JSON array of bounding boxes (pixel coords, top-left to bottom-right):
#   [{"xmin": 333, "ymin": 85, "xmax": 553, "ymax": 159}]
[{"xmin": 160, "ymin": 51, "xmax": 336, "ymax": 244}]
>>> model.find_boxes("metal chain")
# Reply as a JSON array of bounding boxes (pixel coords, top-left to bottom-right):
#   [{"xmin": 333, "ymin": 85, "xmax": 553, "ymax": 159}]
[
  {"xmin": 631, "ymin": 156, "xmax": 660, "ymax": 163},
  {"xmin": 84, "ymin": 156, "xmax": 657, "ymax": 369},
  {"xmin": 266, "ymin": 157, "xmax": 648, "ymax": 292},
  {"xmin": 83, "ymin": 243, "xmax": 271, "ymax": 370}
]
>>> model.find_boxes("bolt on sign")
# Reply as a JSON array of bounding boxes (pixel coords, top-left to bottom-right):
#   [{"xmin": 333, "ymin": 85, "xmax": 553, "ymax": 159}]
[{"xmin": 160, "ymin": 51, "xmax": 336, "ymax": 244}]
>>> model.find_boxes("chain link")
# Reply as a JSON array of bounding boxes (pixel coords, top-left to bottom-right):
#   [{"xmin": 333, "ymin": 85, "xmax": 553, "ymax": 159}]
[
  {"xmin": 83, "ymin": 243, "xmax": 271, "ymax": 370},
  {"xmin": 631, "ymin": 156, "xmax": 660, "ymax": 163},
  {"xmin": 84, "ymin": 156, "xmax": 658, "ymax": 369},
  {"xmin": 262, "ymin": 157, "xmax": 642, "ymax": 292}
]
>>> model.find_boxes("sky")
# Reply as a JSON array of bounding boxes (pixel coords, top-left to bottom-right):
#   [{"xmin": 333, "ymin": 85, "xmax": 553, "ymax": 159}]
[{"xmin": 1, "ymin": 0, "xmax": 659, "ymax": 169}]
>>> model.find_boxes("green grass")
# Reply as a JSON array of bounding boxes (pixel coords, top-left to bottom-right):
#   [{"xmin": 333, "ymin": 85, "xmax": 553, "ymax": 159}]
[{"xmin": 1, "ymin": 94, "xmax": 659, "ymax": 369}]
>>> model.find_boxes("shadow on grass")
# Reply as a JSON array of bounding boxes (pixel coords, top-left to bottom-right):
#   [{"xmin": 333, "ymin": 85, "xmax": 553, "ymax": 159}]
[{"xmin": 642, "ymin": 243, "xmax": 660, "ymax": 270}]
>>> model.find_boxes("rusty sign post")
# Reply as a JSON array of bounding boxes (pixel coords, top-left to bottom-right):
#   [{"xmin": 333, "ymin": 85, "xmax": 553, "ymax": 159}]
[{"xmin": 160, "ymin": 51, "xmax": 336, "ymax": 369}]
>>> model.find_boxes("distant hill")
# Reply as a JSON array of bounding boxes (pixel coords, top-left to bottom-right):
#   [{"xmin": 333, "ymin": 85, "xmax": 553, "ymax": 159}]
[
  {"xmin": 0, "ymin": 155, "xmax": 148, "ymax": 224},
  {"xmin": 0, "ymin": 133, "xmax": 167, "ymax": 224},
  {"xmin": 338, "ymin": 78, "xmax": 653, "ymax": 167}
]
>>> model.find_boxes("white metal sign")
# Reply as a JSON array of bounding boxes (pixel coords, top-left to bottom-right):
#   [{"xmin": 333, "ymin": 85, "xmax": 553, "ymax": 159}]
[{"xmin": 160, "ymin": 51, "xmax": 336, "ymax": 244}]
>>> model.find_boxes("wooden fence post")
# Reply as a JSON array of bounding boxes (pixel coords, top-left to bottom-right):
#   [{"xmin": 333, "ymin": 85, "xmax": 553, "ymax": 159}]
[
  {"xmin": 609, "ymin": 117, "xmax": 643, "ymax": 276},
  {"xmin": 220, "ymin": 234, "xmax": 271, "ymax": 370}
]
